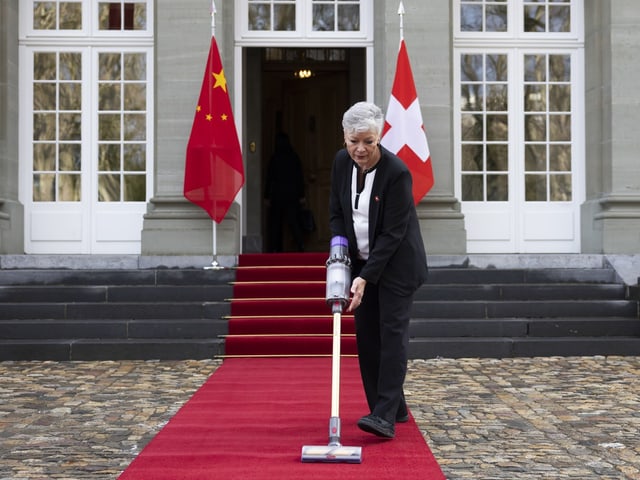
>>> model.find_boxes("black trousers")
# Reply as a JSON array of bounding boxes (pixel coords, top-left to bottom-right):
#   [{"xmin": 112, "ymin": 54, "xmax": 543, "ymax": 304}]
[{"xmin": 354, "ymin": 280, "xmax": 413, "ymax": 424}]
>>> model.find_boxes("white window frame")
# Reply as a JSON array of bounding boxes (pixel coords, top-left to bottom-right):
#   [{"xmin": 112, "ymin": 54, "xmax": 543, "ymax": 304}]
[
  {"xmin": 235, "ymin": 0, "xmax": 372, "ymax": 46},
  {"xmin": 453, "ymin": 0, "xmax": 585, "ymax": 253},
  {"xmin": 19, "ymin": 0, "xmax": 154, "ymax": 253}
]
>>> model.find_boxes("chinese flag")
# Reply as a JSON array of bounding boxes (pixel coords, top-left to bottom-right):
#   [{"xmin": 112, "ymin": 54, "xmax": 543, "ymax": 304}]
[
  {"xmin": 381, "ymin": 39, "xmax": 434, "ymax": 204},
  {"xmin": 184, "ymin": 36, "xmax": 244, "ymax": 223}
]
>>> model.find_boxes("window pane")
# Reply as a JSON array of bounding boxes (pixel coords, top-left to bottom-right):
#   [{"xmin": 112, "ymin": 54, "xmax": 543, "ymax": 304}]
[
  {"xmin": 550, "ymin": 174, "xmax": 571, "ymax": 201},
  {"xmin": 124, "ymin": 114, "xmax": 146, "ymax": 141},
  {"xmin": 99, "ymin": 53, "xmax": 122, "ymax": 81},
  {"xmin": 124, "ymin": 84, "xmax": 146, "ymax": 110},
  {"xmin": 34, "ymin": 113, "xmax": 56, "ymax": 141},
  {"xmin": 549, "ymin": 85, "xmax": 570, "ymax": 112},
  {"xmin": 550, "ymin": 54, "xmax": 570, "ymax": 82},
  {"xmin": 524, "ymin": 5, "xmax": 545, "ymax": 33},
  {"xmin": 525, "ymin": 85, "xmax": 546, "ymax": 112},
  {"xmin": 549, "ymin": 5, "xmax": 570, "ymax": 32},
  {"xmin": 58, "ymin": 174, "xmax": 81, "ymax": 201},
  {"xmin": 462, "ymin": 174, "xmax": 484, "ymax": 201},
  {"xmin": 486, "ymin": 115, "xmax": 507, "ymax": 141},
  {"xmin": 34, "ymin": 53, "xmax": 57, "ymax": 80},
  {"xmin": 99, "ymin": 83, "xmax": 121, "ymax": 110},
  {"xmin": 33, "ymin": 173, "xmax": 56, "ymax": 201},
  {"xmin": 249, "ymin": 4, "xmax": 271, "ymax": 30},
  {"xmin": 525, "ymin": 54, "xmax": 545, "ymax": 82},
  {"xmin": 59, "ymin": 83, "xmax": 82, "ymax": 110},
  {"xmin": 123, "ymin": 174, "xmax": 145, "ymax": 201},
  {"xmin": 462, "ymin": 144, "xmax": 483, "ymax": 170},
  {"xmin": 313, "ymin": 4, "xmax": 335, "ymax": 31},
  {"xmin": 34, "ymin": 83, "xmax": 57, "ymax": 110},
  {"xmin": 59, "ymin": 143, "xmax": 81, "ymax": 170},
  {"xmin": 33, "ymin": 143, "xmax": 56, "ymax": 171},
  {"xmin": 33, "ymin": 2, "xmax": 56, "ymax": 30},
  {"xmin": 525, "ymin": 114, "xmax": 546, "ymax": 141},
  {"xmin": 132, "ymin": 3, "xmax": 147, "ymax": 30},
  {"xmin": 525, "ymin": 174, "xmax": 547, "ymax": 201},
  {"xmin": 461, "ymin": 54, "xmax": 483, "ymax": 82},
  {"xmin": 59, "ymin": 113, "xmax": 81, "ymax": 140},
  {"xmin": 461, "ymin": 114, "xmax": 483, "ymax": 141},
  {"xmin": 124, "ymin": 53, "xmax": 146, "ymax": 81},
  {"xmin": 487, "ymin": 174, "xmax": 508, "ymax": 201},
  {"xmin": 99, "ymin": 113, "xmax": 121, "ymax": 140},
  {"xmin": 59, "ymin": 2, "xmax": 82, "ymax": 30},
  {"xmin": 461, "ymin": 85, "xmax": 484, "ymax": 111},
  {"xmin": 486, "ymin": 84, "xmax": 507, "ymax": 111},
  {"xmin": 549, "ymin": 144, "xmax": 571, "ymax": 171},
  {"xmin": 487, "ymin": 144, "xmax": 508, "ymax": 171},
  {"xmin": 549, "ymin": 114, "xmax": 570, "ymax": 141},
  {"xmin": 99, "ymin": 144, "xmax": 121, "ymax": 171},
  {"xmin": 124, "ymin": 144, "xmax": 145, "ymax": 171},
  {"xmin": 274, "ymin": 4, "xmax": 295, "ymax": 30},
  {"xmin": 486, "ymin": 5, "xmax": 507, "ymax": 32},
  {"xmin": 525, "ymin": 144, "xmax": 547, "ymax": 171},
  {"xmin": 59, "ymin": 52, "xmax": 82, "ymax": 81},
  {"xmin": 487, "ymin": 54, "xmax": 508, "ymax": 82},
  {"xmin": 338, "ymin": 4, "xmax": 360, "ymax": 31},
  {"xmin": 460, "ymin": 4, "xmax": 482, "ymax": 32},
  {"xmin": 98, "ymin": 174, "xmax": 120, "ymax": 201}
]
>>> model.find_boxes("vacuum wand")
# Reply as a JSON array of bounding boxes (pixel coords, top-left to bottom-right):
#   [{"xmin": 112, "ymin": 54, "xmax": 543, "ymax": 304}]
[{"xmin": 301, "ymin": 236, "xmax": 362, "ymax": 463}]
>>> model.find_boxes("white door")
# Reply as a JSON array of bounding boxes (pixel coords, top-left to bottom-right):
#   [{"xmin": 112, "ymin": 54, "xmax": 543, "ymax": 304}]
[
  {"xmin": 454, "ymin": 0, "xmax": 584, "ymax": 253},
  {"xmin": 19, "ymin": 1, "xmax": 154, "ymax": 254}
]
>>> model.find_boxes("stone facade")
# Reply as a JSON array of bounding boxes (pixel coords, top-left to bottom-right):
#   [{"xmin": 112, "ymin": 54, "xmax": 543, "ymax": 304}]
[{"xmin": 1, "ymin": 1, "xmax": 639, "ymax": 255}]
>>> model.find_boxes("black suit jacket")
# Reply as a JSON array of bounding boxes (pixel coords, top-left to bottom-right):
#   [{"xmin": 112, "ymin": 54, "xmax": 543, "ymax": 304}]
[{"xmin": 329, "ymin": 145, "xmax": 428, "ymax": 296}]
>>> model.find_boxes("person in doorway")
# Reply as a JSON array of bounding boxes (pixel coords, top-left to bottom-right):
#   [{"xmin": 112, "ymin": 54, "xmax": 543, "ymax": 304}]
[
  {"xmin": 329, "ymin": 101, "xmax": 428, "ymax": 439},
  {"xmin": 264, "ymin": 132, "xmax": 306, "ymax": 252}
]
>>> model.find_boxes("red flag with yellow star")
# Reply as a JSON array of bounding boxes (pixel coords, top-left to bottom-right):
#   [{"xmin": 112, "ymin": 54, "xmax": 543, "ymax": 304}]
[{"xmin": 184, "ymin": 36, "xmax": 244, "ymax": 223}]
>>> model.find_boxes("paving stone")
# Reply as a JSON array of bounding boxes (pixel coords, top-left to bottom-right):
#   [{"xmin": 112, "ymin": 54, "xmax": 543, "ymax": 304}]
[{"xmin": 0, "ymin": 357, "xmax": 639, "ymax": 479}]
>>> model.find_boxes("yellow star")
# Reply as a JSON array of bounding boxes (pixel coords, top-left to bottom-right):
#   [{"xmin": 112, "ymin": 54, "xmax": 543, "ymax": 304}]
[
  {"xmin": 221, "ymin": 113, "xmax": 228, "ymax": 121},
  {"xmin": 196, "ymin": 105, "xmax": 201, "ymax": 112},
  {"xmin": 212, "ymin": 69, "xmax": 227, "ymax": 92},
  {"xmin": 205, "ymin": 113, "xmax": 213, "ymax": 121}
]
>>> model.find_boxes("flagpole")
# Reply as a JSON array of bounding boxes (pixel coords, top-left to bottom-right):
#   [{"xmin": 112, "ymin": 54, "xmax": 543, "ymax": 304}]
[
  {"xmin": 398, "ymin": 2, "xmax": 405, "ymax": 40},
  {"xmin": 205, "ymin": 0, "xmax": 223, "ymax": 271}
]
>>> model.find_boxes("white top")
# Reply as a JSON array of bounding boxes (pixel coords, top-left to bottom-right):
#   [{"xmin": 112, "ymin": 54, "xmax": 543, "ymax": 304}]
[{"xmin": 351, "ymin": 165, "xmax": 376, "ymax": 260}]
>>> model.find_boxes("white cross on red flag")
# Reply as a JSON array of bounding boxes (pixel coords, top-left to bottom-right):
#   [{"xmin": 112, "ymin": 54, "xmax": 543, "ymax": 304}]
[{"xmin": 381, "ymin": 39, "xmax": 434, "ymax": 205}]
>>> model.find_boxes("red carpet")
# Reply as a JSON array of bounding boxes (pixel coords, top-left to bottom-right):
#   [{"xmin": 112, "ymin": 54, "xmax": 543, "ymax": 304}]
[
  {"xmin": 118, "ymin": 357, "xmax": 446, "ymax": 479},
  {"xmin": 119, "ymin": 254, "xmax": 445, "ymax": 479},
  {"xmin": 225, "ymin": 253, "xmax": 357, "ymax": 357}
]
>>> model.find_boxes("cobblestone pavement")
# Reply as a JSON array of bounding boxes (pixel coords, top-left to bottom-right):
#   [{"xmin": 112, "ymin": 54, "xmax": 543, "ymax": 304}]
[{"xmin": 0, "ymin": 356, "xmax": 639, "ymax": 480}]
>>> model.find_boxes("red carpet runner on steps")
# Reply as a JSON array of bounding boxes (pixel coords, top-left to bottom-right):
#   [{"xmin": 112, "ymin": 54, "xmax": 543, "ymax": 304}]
[
  {"xmin": 226, "ymin": 252, "xmax": 356, "ymax": 357},
  {"xmin": 118, "ymin": 253, "xmax": 445, "ymax": 479}
]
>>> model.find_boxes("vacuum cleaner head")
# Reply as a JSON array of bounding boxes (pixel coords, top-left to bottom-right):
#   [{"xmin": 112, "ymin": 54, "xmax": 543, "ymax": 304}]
[{"xmin": 300, "ymin": 445, "xmax": 362, "ymax": 463}]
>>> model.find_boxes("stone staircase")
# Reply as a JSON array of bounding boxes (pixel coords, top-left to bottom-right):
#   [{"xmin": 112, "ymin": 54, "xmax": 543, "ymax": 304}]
[
  {"xmin": 0, "ymin": 256, "xmax": 638, "ymax": 361},
  {"xmin": 409, "ymin": 266, "xmax": 640, "ymax": 358},
  {"xmin": 0, "ymin": 266, "xmax": 233, "ymax": 360}
]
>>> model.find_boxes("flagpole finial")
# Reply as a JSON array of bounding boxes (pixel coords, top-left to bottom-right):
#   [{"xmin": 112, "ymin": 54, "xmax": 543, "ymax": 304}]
[
  {"xmin": 210, "ymin": 0, "xmax": 217, "ymax": 37},
  {"xmin": 397, "ymin": 2, "xmax": 405, "ymax": 40}
]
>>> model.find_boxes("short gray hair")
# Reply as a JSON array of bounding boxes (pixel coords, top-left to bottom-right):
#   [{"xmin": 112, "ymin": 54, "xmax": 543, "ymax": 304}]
[{"xmin": 342, "ymin": 101, "xmax": 384, "ymax": 136}]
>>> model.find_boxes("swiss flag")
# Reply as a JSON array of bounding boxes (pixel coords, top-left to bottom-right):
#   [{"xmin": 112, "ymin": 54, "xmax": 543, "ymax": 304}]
[
  {"xmin": 184, "ymin": 36, "xmax": 244, "ymax": 223},
  {"xmin": 381, "ymin": 39, "xmax": 434, "ymax": 204}
]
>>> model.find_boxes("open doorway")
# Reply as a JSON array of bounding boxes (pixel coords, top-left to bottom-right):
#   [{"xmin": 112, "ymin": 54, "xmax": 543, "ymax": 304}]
[{"xmin": 244, "ymin": 47, "xmax": 365, "ymax": 253}]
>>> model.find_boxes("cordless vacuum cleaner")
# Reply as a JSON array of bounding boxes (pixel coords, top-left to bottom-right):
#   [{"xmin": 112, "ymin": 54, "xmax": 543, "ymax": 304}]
[{"xmin": 301, "ymin": 236, "xmax": 363, "ymax": 463}]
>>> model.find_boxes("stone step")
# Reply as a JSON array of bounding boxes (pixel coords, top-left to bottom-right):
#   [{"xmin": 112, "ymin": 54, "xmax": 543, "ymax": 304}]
[
  {"xmin": 0, "ymin": 318, "xmax": 228, "ymax": 340},
  {"xmin": 408, "ymin": 336, "xmax": 640, "ymax": 359},
  {"xmin": 0, "ymin": 338, "xmax": 223, "ymax": 361},
  {"xmin": 409, "ymin": 317, "xmax": 640, "ymax": 338}
]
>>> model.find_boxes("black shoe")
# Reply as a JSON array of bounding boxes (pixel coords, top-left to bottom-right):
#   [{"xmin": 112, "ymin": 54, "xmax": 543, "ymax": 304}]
[
  {"xmin": 357, "ymin": 414, "xmax": 395, "ymax": 439},
  {"xmin": 396, "ymin": 412, "xmax": 409, "ymax": 423}
]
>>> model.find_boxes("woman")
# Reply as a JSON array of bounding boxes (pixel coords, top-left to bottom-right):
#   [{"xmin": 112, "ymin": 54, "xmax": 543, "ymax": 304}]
[{"xmin": 329, "ymin": 101, "xmax": 428, "ymax": 439}]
